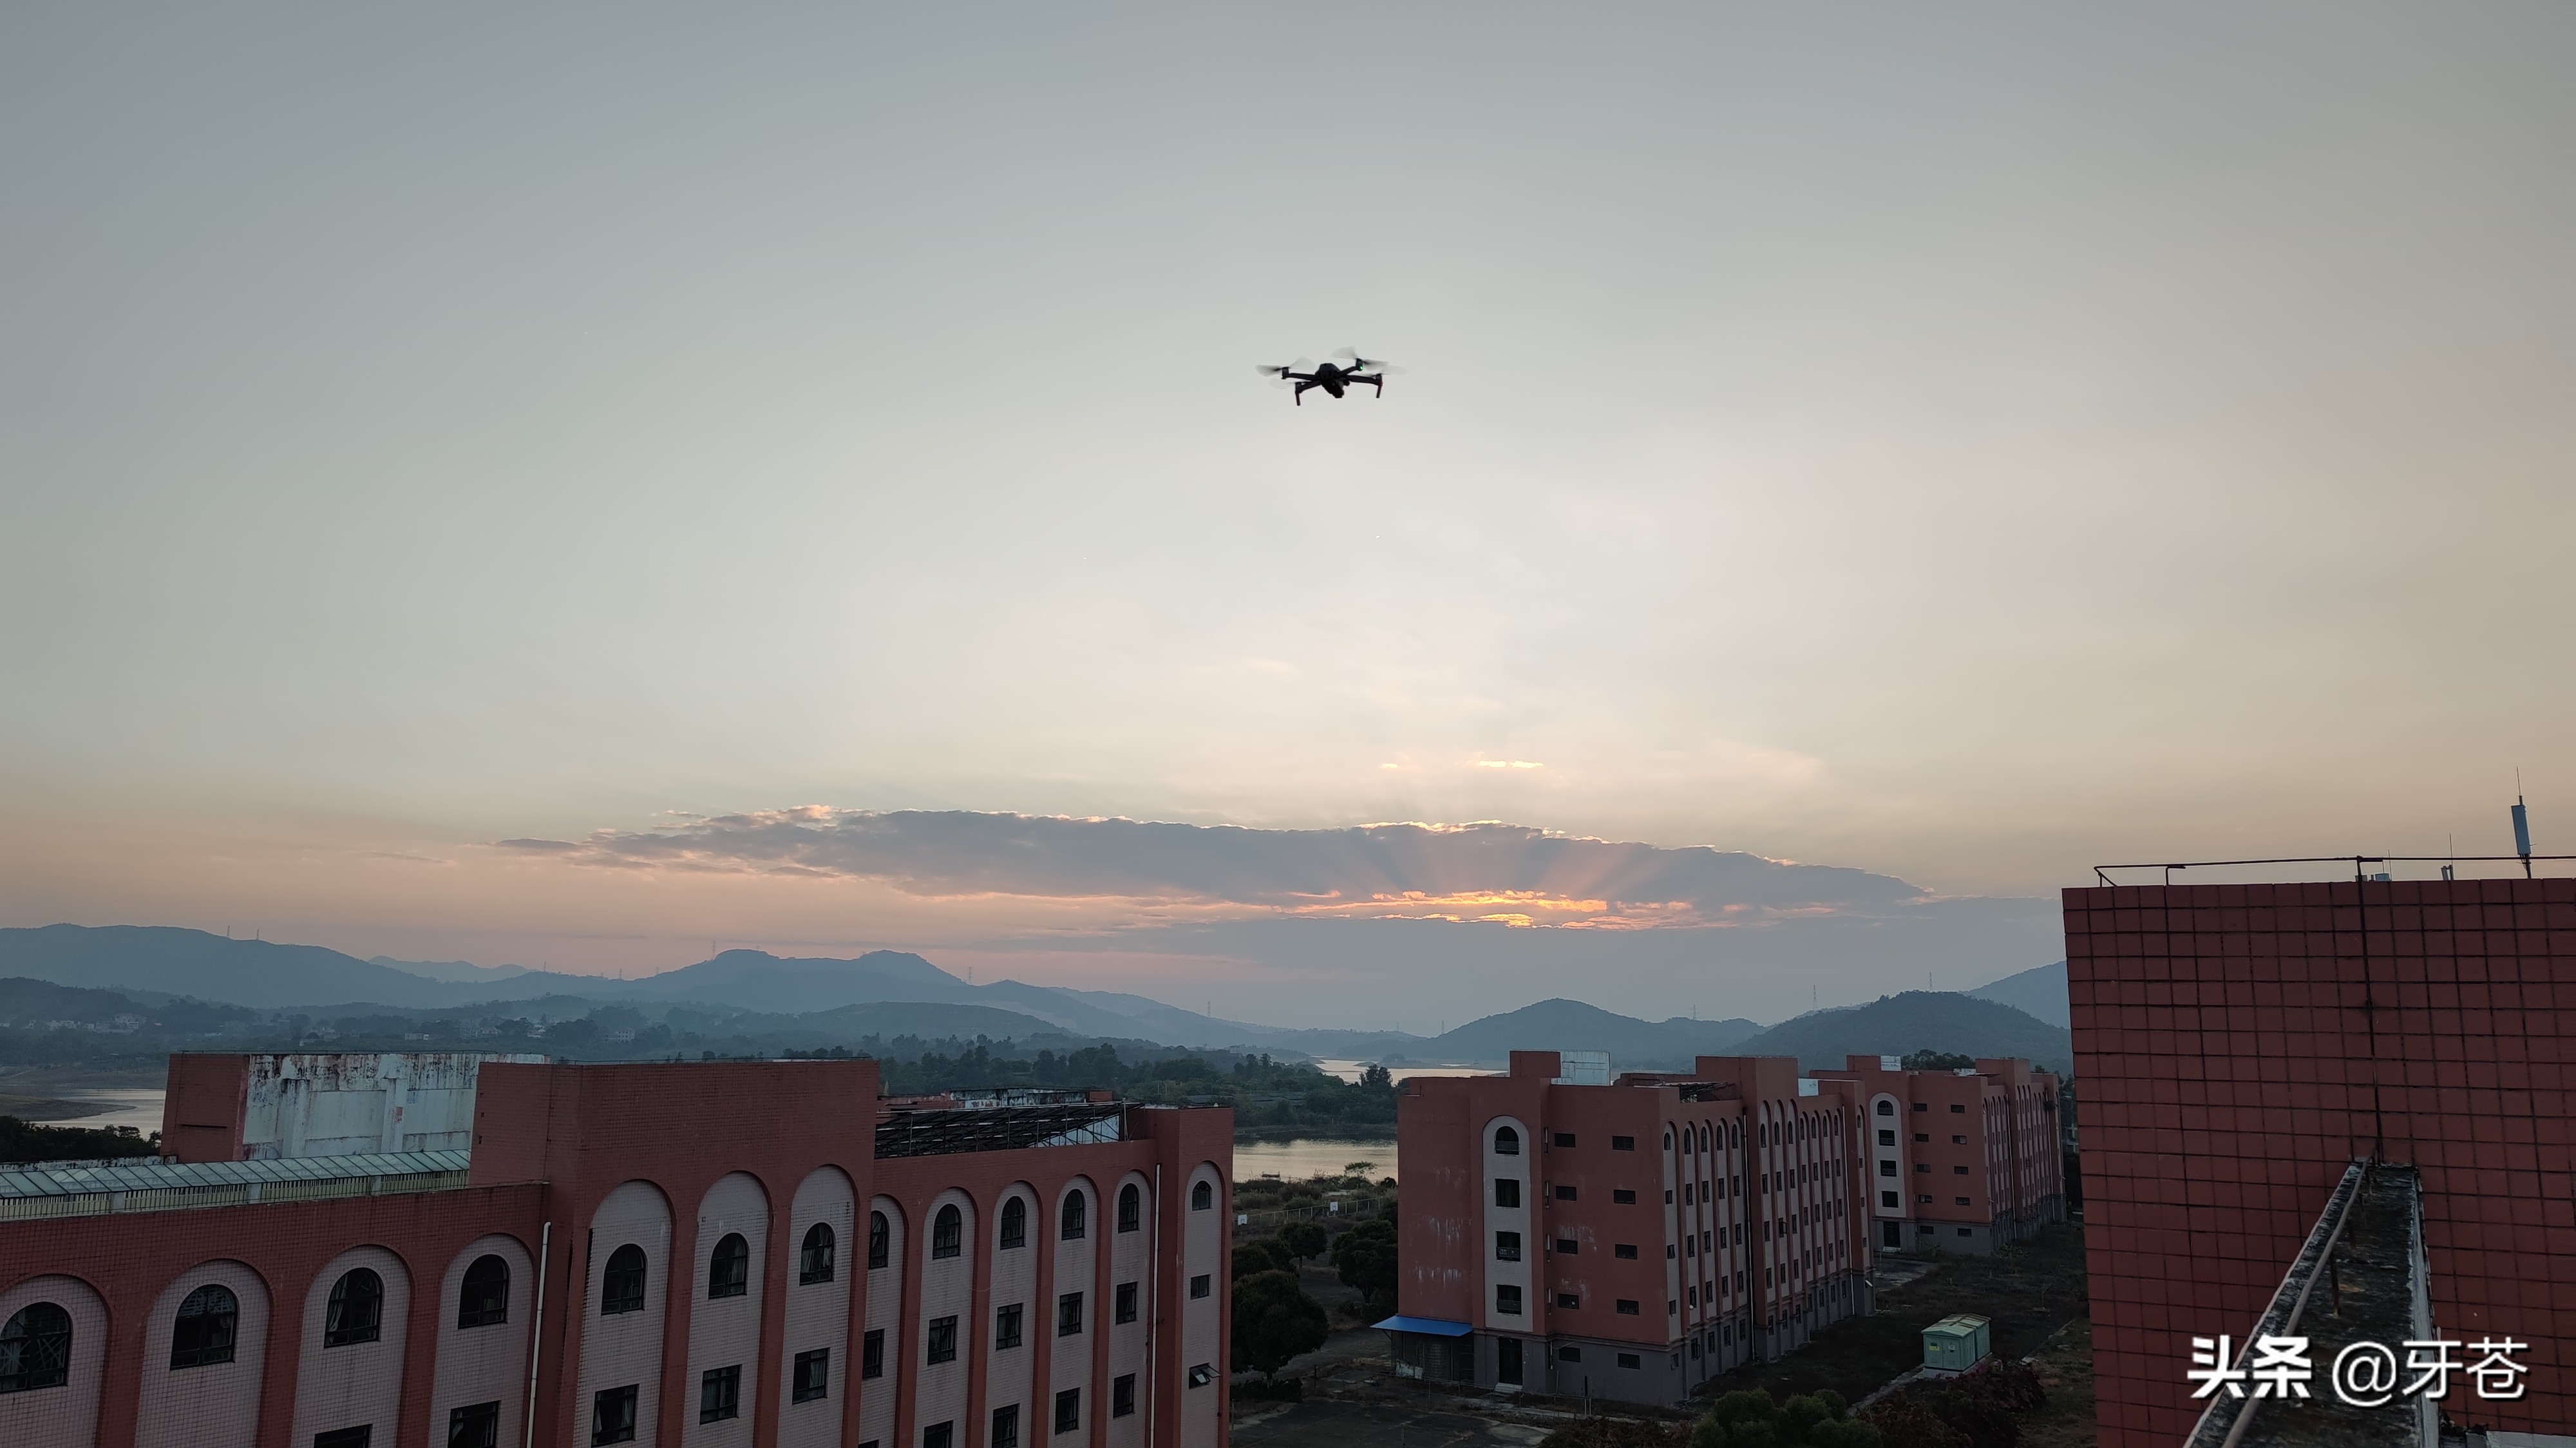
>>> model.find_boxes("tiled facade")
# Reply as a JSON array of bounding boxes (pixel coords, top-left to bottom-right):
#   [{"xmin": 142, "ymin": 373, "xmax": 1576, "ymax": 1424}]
[
  {"xmin": 1392, "ymin": 1052, "xmax": 1872, "ymax": 1407},
  {"xmin": 1808, "ymin": 1055, "xmax": 2065, "ymax": 1255},
  {"xmin": 0, "ymin": 1056, "xmax": 1233, "ymax": 1448},
  {"xmin": 2068, "ymin": 878, "xmax": 2576, "ymax": 1446}
]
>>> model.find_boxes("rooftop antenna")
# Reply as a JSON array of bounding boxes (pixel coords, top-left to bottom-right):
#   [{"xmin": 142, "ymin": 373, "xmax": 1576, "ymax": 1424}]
[{"xmin": 2513, "ymin": 771, "xmax": 2534, "ymax": 879}]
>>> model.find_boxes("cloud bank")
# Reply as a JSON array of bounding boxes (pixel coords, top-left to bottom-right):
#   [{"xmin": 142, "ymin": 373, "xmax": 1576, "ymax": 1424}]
[{"xmin": 497, "ymin": 810, "xmax": 1931, "ymax": 929}]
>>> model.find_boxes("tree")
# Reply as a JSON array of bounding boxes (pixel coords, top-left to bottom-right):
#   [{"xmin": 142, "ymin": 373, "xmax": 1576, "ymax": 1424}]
[
  {"xmin": 1231, "ymin": 1270, "xmax": 1329, "ymax": 1381},
  {"xmin": 1276, "ymin": 1221, "xmax": 1328, "ymax": 1262},
  {"xmin": 1329, "ymin": 1217, "xmax": 1398, "ymax": 1308},
  {"xmin": 1359, "ymin": 1062, "xmax": 1394, "ymax": 1091},
  {"xmin": 1233, "ymin": 1237, "xmax": 1296, "ymax": 1281},
  {"xmin": 1903, "ymin": 1050, "xmax": 1976, "ymax": 1071},
  {"xmin": 1695, "ymin": 1389, "xmax": 1879, "ymax": 1448}
]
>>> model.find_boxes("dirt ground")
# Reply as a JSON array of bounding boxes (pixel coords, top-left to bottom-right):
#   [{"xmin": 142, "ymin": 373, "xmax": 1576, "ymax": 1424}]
[
  {"xmin": 1693, "ymin": 1223, "xmax": 2090, "ymax": 1407},
  {"xmin": 2012, "ymin": 1317, "xmax": 2098, "ymax": 1448}
]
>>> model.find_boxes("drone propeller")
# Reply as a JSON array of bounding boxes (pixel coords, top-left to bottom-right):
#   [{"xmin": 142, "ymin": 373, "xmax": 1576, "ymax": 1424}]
[
  {"xmin": 1331, "ymin": 347, "xmax": 1406, "ymax": 375},
  {"xmin": 1255, "ymin": 359, "xmax": 1314, "ymax": 388}
]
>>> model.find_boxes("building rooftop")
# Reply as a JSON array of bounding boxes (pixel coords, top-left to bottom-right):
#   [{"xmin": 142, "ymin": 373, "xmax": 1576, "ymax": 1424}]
[
  {"xmin": 872, "ymin": 1102, "xmax": 1126, "ymax": 1159},
  {"xmin": 0, "ymin": 1148, "xmax": 469, "ymax": 1221}
]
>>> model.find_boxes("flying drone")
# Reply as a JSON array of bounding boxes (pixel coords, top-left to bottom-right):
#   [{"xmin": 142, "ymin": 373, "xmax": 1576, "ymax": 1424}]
[{"xmin": 1255, "ymin": 348, "xmax": 1405, "ymax": 405}]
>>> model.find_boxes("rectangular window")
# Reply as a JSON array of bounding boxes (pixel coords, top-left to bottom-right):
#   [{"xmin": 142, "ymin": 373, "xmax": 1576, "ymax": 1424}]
[
  {"xmin": 863, "ymin": 1329, "xmax": 885, "ymax": 1378},
  {"xmin": 996, "ymin": 1304, "xmax": 1024, "ymax": 1349},
  {"xmin": 1555, "ymin": 1292, "xmax": 1579, "ymax": 1310},
  {"xmin": 1877, "ymin": 1130, "xmax": 1895, "ymax": 1146},
  {"xmin": 591, "ymin": 1386, "xmax": 638, "ymax": 1446},
  {"xmin": 1917, "ymin": 1194, "xmax": 1933, "ymax": 1205},
  {"xmin": 1616, "ymin": 1353, "xmax": 1642, "ymax": 1369},
  {"xmin": 1495, "ymin": 1284, "xmax": 1522, "ymax": 1315},
  {"xmin": 1494, "ymin": 1231, "xmax": 1521, "ymax": 1262},
  {"xmin": 1881, "ymin": 1192, "xmax": 1899, "ymax": 1208},
  {"xmin": 1611, "ymin": 1135, "xmax": 1634, "ymax": 1151},
  {"xmin": 1115, "ymin": 1282, "xmax": 1138, "ymax": 1324},
  {"xmin": 1494, "ymin": 1179, "xmax": 1520, "ymax": 1208},
  {"xmin": 1955, "ymin": 1196, "xmax": 1971, "ymax": 1206},
  {"xmin": 927, "ymin": 1315, "xmax": 958, "ymax": 1365},
  {"xmin": 1555, "ymin": 1185, "xmax": 1577, "ymax": 1201},
  {"xmin": 1915, "ymin": 1163, "xmax": 1929, "ymax": 1174},
  {"xmin": 449, "ymin": 1402, "xmax": 500, "ymax": 1448},
  {"xmin": 793, "ymin": 1349, "xmax": 829, "ymax": 1404},
  {"xmin": 1113, "ymin": 1374, "xmax": 1137, "ymax": 1418},
  {"xmin": 317, "ymin": 1431, "xmax": 374, "ymax": 1448},
  {"xmin": 1054, "ymin": 1388, "xmax": 1081, "ymax": 1434},
  {"xmin": 1057, "ymin": 1292, "xmax": 1084, "ymax": 1337},
  {"xmin": 1611, "ymin": 1189, "xmax": 1636, "ymax": 1205},
  {"xmin": 1557, "ymin": 1346, "xmax": 1582, "ymax": 1363},
  {"xmin": 1955, "ymin": 1165, "xmax": 1969, "ymax": 1176},
  {"xmin": 700, "ymin": 1366, "xmax": 742, "ymax": 1424},
  {"xmin": 1951, "ymin": 1104, "xmax": 1967, "ymax": 1113},
  {"xmin": 1952, "ymin": 1134, "xmax": 1968, "ymax": 1145},
  {"xmin": 1553, "ymin": 1238, "xmax": 1577, "ymax": 1255},
  {"xmin": 1553, "ymin": 1132, "xmax": 1576, "ymax": 1147},
  {"xmin": 1615, "ymin": 1299, "xmax": 1640, "ymax": 1315},
  {"xmin": 1613, "ymin": 1243, "xmax": 1638, "ymax": 1260},
  {"xmin": 1879, "ymin": 1161, "xmax": 1895, "ymax": 1177},
  {"xmin": 923, "ymin": 1425, "xmax": 953, "ymax": 1448},
  {"xmin": 1188, "ymin": 1364, "xmax": 1213, "ymax": 1389},
  {"xmin": 992, "ymin": 1406, "xmax": 1020, "ymax": 1448},
  {"xmin": 1189, "ymin": 1274, "xmax": 1211, "ymax": 1300}
]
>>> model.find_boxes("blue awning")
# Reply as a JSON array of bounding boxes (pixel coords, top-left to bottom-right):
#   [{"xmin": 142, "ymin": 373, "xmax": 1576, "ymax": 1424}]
[{"xmin": 1372, "ymin": 1315, "xmax": 1475, "ymax": 1337}]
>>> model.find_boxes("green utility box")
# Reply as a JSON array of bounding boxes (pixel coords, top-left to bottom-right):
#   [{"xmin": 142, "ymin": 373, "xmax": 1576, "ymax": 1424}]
[{"xmin": 1921, "ymin": 1313, "xmax": 1992, "ymax": 1375}]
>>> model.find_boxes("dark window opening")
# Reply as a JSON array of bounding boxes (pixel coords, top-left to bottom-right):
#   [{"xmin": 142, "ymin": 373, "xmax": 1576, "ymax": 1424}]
[
  {"xmin": 1061, "ymin": 1193, "xmax": 1087, "ymax": 1241},
  {"xmin": 1191, "ymin": 1181, "xmax": 1213, "ymax": 1212},
  {"xmin": 1494, "ymin": 1179, "xmax": 1521, "ymax": 1208},
  {"xmin": 317, "ymin": 1429, "xmax": 374, "ymax": 1448},
  {"xmin": 1493, "ymin": 1126, "xmax": 1520, "ymax": 1156},
  {"xmin": 1616, "ymin": 1352, "xmax": 1642, "ymax": 1369},
  {"xmin": 1553, "ymin": 1238, "xmax": 1577, "ymax": 1255},
  {"xmin": 1553, "ymin": 1132, "xmax": 1576, "ymax": 1148},
  {"xmin": 458, "ymin": 1255, "xmax": 510, "ymax": 1328},
  {"xmin": 591, "ymin": 1386, "xmax": 638, "ymax": 1446},
  {"xmin": 449, "ymin": 1400, "xmax": 500, "ymax": 1448},
  {"xmin": 1615, "ymin": 1299, "xmax": 1640, "ymax": 1315},
  {"xmin": 1611, "ymin": 1189, "xmax": 1636, "ymax": 1205},
  {"xmin": 1113, "ymin": 1373, "xmax": 1137, "ymax": 1418},
  {"xmin": 708, "ymin": 1234, "xmax": 750, "ymax": 1299},
  {"xmin": 1495, "ymin": 1285, "xmax": 1522, "ymax": 1315},
  {"xmin": 933, "ymin": 1205, "xmax": 963, "ymax": 1260},
  {"xmin": 992, "ymin": 1405, "xmax": 1020, "ymax": 1448},
  {"xmin": 1118, "ymin": 1184, "xmax": 1142, "ymax": 1233},
  {"xmin": 862, "ymin": 1329, "xmax": 885, "ymax": 1379},
  {"xmin": 173, "ymin": 1282, "xmax": 240, "ymax": 1367},
  {"xmin": 1057, "ymin": 1291, "xmax": 1084, "ymax": 1337},
  {"xmin": 1613, "ymin": 1243, "xmax": 1638, "ymax": 1260},
  {"xmin": 1555, "ymin": 1185, "xmax": 1578, "ymax": 1202},
  {"xmin": 927, "ymin": 1315, "xmax": 958, "ymax": 1364},
  {"xmin": 793, "ymin": 1348, "xmax": 829, "ymax": 1403},
  {"xmin": 1611, "ymin": 1135, "xmax": 1634, "ymax": 1151},
  {"xmin": 1001, "ymin": 1197, "xmax": 1028, "ymax": 1248},
  {"xmin": 1115, "ymin": 1282, "xmax": 1138, "ymax": 1324},
  {"xmin": 325, "ymin": 1268, "xmax": 384, "ymax": 1347},
  {"xmin": 1188, "ymin": 1364, "xmax": 1214, "ymax": 1388},
  {"xmin": 996, "ymin": 1304, "xmax": 1024, "ymax": 1349},
  {"xmin": 1494, "ymin": 1230, "xmax": 1521, "ymax": 1262},
  {"xmin": 1557, "ymin": 1346, "xmax": 1582, "ymax": 1363},
  {"xmin": 1555, "ymin": 1293, "xmax": 1580, "ymax": 1310},
  {"xmin": 800, "ymin": 1223, "xmax": 836, "ymax": 1284},
  {"xmin": 923, "ymin": 1424, "xmax": 953, "ymax": 1448},
  {"xmin": 700, "ymin": 1366, "xmax": 741, "ymax": 1424},
  {"xmin": 869, "ymin": 1212, "xmax": 891, "ymax": 1270},
  {"xmin": 1054, "ymin": 1387, "xmax": 1081, "ymax": 1434},
  {"xmin": 601, "ymin": 1246, "xmax": 647, "ymax": 1316}
]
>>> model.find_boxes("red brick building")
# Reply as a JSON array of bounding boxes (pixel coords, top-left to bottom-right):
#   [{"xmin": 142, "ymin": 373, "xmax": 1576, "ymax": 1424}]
[
  {"xmin": 0, "ymin": 1055, "xmax": 1233, "ymax": 1448},
  {"xmin": 1388, "ymin": 1051, "xmax": 1870, "ymax": 1406},
  {"xmin": 1808, "ymin": 1055, "xmax": 2065, "ymax": 1256},
  {"xmin": 2069, "ymin": 876, "xmax": 2576, "ymax": 1445}
]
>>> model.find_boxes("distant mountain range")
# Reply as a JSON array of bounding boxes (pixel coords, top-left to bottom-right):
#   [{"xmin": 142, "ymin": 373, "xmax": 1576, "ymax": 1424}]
[
  {"xmin": 1965, "ymin": 958, "xmax": 2068, "ymax": 1027},
  {"xmin": 1727, "ymin": 990, "xmax": 2073, "ymax": 1074},
  {"xmin": 0, "ymin": 924, "xmax": 2072, "ymax": 1074}
]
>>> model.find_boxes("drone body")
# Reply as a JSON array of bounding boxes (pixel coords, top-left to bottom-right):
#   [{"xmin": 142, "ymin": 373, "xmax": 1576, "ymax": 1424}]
[{"xmin": 1256, "ymin": 348, "xmax": 1404, "ymax": 405}]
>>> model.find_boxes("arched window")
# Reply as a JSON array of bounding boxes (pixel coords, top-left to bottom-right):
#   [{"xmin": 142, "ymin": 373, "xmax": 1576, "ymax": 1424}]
[
  {"xmin": 868, "ymin": 1212, "xmax": 889, "ymax": 1270},
  {"xmin": 324, "ymin": 1268, "xmax": 383, "ymax": 1347},
  {"xmin": 1060, "ymin": 1191, "xmax": 1087, "ymax": 1241},
  {"xmin": 1118, "ymin": 1184, "xmax": 1142, "ymax": 1234},
  {"xmin": 1191, "ymin": 1181, "xmax": 1213, "ymax": 1212},
  {"xmin": 457, "ymin": 1255, "xmax": 510, "ymax": 1328},
  {"xmin": 1877, "ymin": 1100, "xmax": 1894, "ymax": 1116},
  {"xmin": 1698, "ymin": 1125, "xmax": 1710, "ymax": 1152},
  {"xmin": 1662, "ymin": 1129, "xmax": 1673, "ymax": 1150},
  {"xmin": 708, "ymin": 1234, "xmax": 750, "ymax": 1299},
  {"xmin": 1493, "ymin": 1126, "xmax": 1519, "ymax": 1156},
  {"xmin": 932, "ymin": 1205, "xmax": 963, "ymax": 1260},
  {"xmin": 0, "ymin": 1302, "xmax": 72, "ymax": 1393},
  {"xmin": 800, "ymin": 1223, "xmax": 835, "ymax": 1284},
  {"xmin": 601, "ymin": 1245, "xmax": 648, "ymax": 1315},
  {"xmin": 171, "ymin": 1282, "xmax": 239, "ymax": 1367},
  {"xmin": 999, "ymin": 1197, "xmax": 1027, "ymax": 1250}
]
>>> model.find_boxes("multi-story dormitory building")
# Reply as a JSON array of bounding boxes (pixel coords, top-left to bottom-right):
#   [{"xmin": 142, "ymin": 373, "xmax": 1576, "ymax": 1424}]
[
  {"xmin": 1808, "ymin": 1056, "xmax": 2065, "ymax": 1255},
  {"xmin": 0, "ymin": 1053, "xmax": 1233, "ymax": 1448},
  {"xmin": 1388, "ymin": 1052, "xmax": 1875, "ymax": 1407}
]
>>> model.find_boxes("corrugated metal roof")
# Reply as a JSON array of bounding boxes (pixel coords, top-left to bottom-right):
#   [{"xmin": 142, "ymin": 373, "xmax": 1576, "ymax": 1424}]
[{"xmin": 0, "ymin": 1149, "xmax": 469, "ymax": 1200}]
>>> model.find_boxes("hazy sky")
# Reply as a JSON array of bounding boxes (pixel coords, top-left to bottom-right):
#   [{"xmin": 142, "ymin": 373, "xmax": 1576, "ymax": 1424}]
[{"xmin": 5, "ymin": 6, "xmax": 2569, "ymax": 1025}]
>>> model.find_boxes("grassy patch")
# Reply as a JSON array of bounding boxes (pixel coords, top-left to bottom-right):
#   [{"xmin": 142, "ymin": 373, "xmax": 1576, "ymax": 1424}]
[{"xmin": 1697, "ymin": 1223, "xmax": 2089, "ymax": 1406}]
